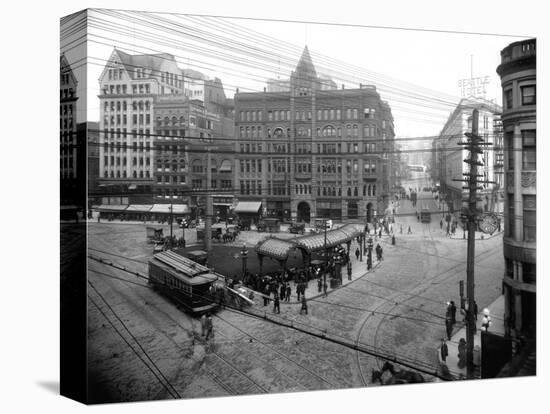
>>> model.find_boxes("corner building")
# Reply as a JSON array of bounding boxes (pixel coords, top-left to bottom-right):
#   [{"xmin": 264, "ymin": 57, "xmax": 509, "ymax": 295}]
[
  {"xmin": 497, "ymin": 39, "xmax": 536, "ymax": 340},
  {"xmin": 234, "ymin": 47, "xmax": 395, "ymax": 222}
]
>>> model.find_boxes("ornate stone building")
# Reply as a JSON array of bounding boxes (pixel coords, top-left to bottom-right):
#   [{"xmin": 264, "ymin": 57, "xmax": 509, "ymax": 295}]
[
  {"xmin": 497, "ymin": 38, "xmax": 536, "ymax": 339},
  {"xmin": 234, "ymin": 46, "xmax": 395, "ymax": 223}
]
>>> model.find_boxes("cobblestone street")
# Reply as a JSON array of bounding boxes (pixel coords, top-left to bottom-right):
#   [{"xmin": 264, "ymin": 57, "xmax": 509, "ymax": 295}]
[{"xmin": 85, "ymin": 185, "xmax": 504, "ymax": 401}]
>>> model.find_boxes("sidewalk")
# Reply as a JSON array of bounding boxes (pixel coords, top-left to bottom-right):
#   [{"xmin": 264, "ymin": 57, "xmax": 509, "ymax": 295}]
[{"xmin": 437, "ymin": 295, "xmax": 505, "ymax": 379}]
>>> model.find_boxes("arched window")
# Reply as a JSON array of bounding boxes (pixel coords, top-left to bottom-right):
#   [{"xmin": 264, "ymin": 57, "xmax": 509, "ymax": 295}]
[
  {"xmin": 219, "ymin": 159, "xmax": 232, "ymax": 173},
  {"xmin": 273, "ymin": 128, "xmax": 284, "ymax": 138},
  {"xmin": 372, "ymin": 184, "xmax": 376, "ymax": 196},
  {"xmin": 363, "ymin": 185, "xmax": 366, "ymax": 196},
  {"xmin": 192, "ymin": 159, "xmax": 203, "ymax": 173},
  {"xmin": 347, "ymin": 188, "xmax": 352, "ymax": 197},
  {"xmin": 354, "ymin": 187, "xmax": 358, "ymax": 196},
  {"xmin": 172, "ymin": 116, "xmax": 177, "ymax": 126},
  {"xmin": 164, "ymin": 117, "xmax": 170, "ymax": 126},
  {"xmin": 179, "ymin": 116, "xmax": 185, "ymax": 126},
  {"xmin": 138, "ymin": 101, "xmax": 143, "ymax": 110}
]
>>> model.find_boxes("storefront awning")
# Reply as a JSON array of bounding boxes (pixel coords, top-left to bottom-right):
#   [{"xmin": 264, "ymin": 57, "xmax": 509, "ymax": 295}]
[
  {"xmin": 96, "ymin": 204, "xmax": 128, "ymax": 212},
  {"xmin": 234, "ymin": 201, "xmax": 262, "ymax": 214},
  {"xmin": 150, "ymin": 204, "xmax": 189, "ymax": 214},
  {"xmin": 126, "ymin": 204, "xmax": 153, "ymax": 213}
]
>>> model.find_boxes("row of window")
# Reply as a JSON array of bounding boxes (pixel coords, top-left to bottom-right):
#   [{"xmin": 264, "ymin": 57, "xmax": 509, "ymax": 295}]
[
  {"xmin": 238, "ymin": 124, "xmax": 382, "ymax": 140},
  {"xmin": 237, "ymin": 182, "xmax": 378, "ymax": 198},
  {"xmin": 103, "ymin": 170, "xmax": 151, "ymax": 178},
  {"xmin": 507, "ymin": 194, "xmax": 536, "ymax": 241},
  {"xmin": 103, "ymin": 113, "xmax": 152, "ymax": 127},
  {"xmin": 60, "ymin": 118, "xmax": 74, "ymax": 130},
  {"xmin": 506, "ymin": 129, "xmax": 536, "ymax": 170},
  {"xmin": 103, "ymin": 129, "xmax": 151, "ymax": 139},
  {"xmin": 189, "ymin": 179, "xmax": 231, "ymax": 190},
  {"xmin": 60, "ymin": 104, "xmax": 74, "ymax": 116},
  {"xmin": 103, "ymin": 156, "xmax": 151, "ymax": 166},
  {"xmin": 239, "ymin": 108, "xmax": 381, "ymax": 122},
  {"xmin": 239, "ymin": 159, "xmax": 263, "ymax": 174},
  {"xmin": 504, "ymin": 84, "xmax": 536, "ymax": 109},
  {"xmin": 103, "ymin": 100, "xmax": 153, "ymax": 112},
  {"xmin": 60, "ymin": 88, "xmax": 75, "ymax": 99},
  {"xmin": 157, "ymin": 175, "xmax": 187, "ymax": 184},
  {"xmin": 240, "ymin": 180, "xmax": 263, "ymax": 196},
  {"xmin": 103, "ymin": 141, "xmax": 151, "ymax": 151},
  {"xmin": 102, "ymin": 83, "xmax": 150, "ymax": 95}
]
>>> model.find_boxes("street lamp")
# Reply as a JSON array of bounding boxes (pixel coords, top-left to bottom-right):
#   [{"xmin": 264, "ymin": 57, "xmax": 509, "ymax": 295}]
[
  {"xmin": 240, "ymin": 243, "xmax": 248, "ymax": 279},
  {"xmin": 367, "ymin": 237, "xmax": 373, "ymax": 270}
]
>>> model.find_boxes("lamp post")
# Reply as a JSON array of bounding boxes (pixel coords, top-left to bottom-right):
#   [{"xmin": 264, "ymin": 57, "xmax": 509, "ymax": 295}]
[
  {"xmin": 367, "ymin": 237, "xmax": 373, "ymax": 270},
  {"xmin": 240, "ymin": 243, "xmax": 248, "ymax": 279}
]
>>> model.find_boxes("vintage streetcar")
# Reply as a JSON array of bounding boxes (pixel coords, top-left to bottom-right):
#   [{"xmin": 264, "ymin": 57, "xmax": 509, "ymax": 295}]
[{"xmin": 148, "ymin": 250, "xmax": 222, "ymax": 315}]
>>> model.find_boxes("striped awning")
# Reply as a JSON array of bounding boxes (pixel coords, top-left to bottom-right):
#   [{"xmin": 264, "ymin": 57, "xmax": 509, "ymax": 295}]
[
  {"xmin": 293, "ymin": 224, "xmax": 363, "ymax": 252},
  {"xmin": 234, "ymin": 201, "xmax": 262, "ymax": 214},
  {"xmin": 96, "ymin": 204, "xmax": 128, "ymax": 212},
  {"xmin": 255, "ymin": 238, "xmax": 296, "ymax": 261},
  {"xmin": 126, "ymin": 204, "xmax": 153, "ymax": 212},
  {"xmin": 150, "ymin": 204, "xmax": 189, "ymax": 214}
]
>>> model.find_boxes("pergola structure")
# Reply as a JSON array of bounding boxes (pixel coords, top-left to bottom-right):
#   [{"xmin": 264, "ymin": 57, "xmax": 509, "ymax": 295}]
[{"xmin": 254, "ymin": 224, "xmax": 365, "ymax": 276}]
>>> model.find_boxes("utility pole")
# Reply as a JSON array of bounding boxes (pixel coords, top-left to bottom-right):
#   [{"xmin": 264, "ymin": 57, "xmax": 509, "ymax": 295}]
[
  {"xmin": 205, "ymin": 149, "xmax": 213, "ymax": 252},
  {"xmin": 324, "ymin": 218, "xmax": 328, "ymax": 290},
  {"xmin": 454, "ymin": 109, "xmax": 493, "ymax": 379}
]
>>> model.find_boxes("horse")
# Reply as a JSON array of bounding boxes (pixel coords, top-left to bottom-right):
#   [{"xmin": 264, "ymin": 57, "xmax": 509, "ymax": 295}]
[{"xmin": 381, "ymin": 362, "xmax": 425, "ymax": 384}]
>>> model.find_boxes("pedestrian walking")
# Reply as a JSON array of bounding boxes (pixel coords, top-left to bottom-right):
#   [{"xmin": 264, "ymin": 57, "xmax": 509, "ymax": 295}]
[
  {"xmin": 323, "ymin": 281, "xmax": 328, "ymax": 297},
  {"xmin": 481, "ymin": 308, "xmax": 492, "ymax": 332},
  {"xmin": 273, "ymin": 294, "xmax": 280, "ymax": 314},
  {"xmin": 205, "ymin": 313, "xmax": 214, "ymax": 340},
  {"xmin": 263, "ymin": 286, "xmax": 270, "ymax": 306},
  {"xmin": 473, "ymin": 301, "xmax": 478, "ymax": 320},
  {"xmin": 445, "ymin": 317, "xmax": 453, "ymax": 341},
  {"xmin": 408, "ymin": 225, "xmax": 412, "ymax": 234},
  {"xmin": 200, "ymin": 313, "xmax": 206, "ymax": 337},
  {"xmin": 280, "ymin": 284, "xmax": 286, "ymax": 302},
  {"xmin": 355, "ymin": 248, "xmax": 360, "ymax": 261},
  {"xmin": 347, "ymin": 261, "xmax": 352, "ymax": 281},
  {"xmin": 317, "ymin": 277, "xmax": 322, "ymax": 292},
  {"xmin": 378, "ymin": 228, "xmax": 382, "ymax": 237},
  {"xmin": 285, "ymin": 284, "xmax": 291, "ymax": 302},
  {"xmin": 400, "ymin": 224, "xmax": 403, "ymax": 234},
  {"xmin": 457, "ymin": 338, "xmax": 467, "ymax": 368},
  {"xmin": 297, "ymin": 282, "xmax": 302, "ymax": 301},
  {"xmin": 300, "ymin": 295, "xmax": 308, "ymax": 315},
  {"xmin": 450, "ymin": 301, "xmax": 457, "ymax": 325},
  {"xmin": 440, "ymin": 219, "xmax": 443, "ymax": 230},
  {"xmin": 440, "ymin": 338, "xmax": 449, "ymax": 363}
]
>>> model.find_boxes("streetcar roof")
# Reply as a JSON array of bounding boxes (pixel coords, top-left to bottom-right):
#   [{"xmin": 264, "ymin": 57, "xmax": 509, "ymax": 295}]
[{"xmin": 150, "ymin": 250, "xmax": 218, "ymax": 285}]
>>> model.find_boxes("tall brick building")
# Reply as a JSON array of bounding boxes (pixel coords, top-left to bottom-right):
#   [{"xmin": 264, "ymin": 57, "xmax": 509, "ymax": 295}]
[{"xmin": 234, "ymin": 46, "xmax": 395, "ymax": 223}]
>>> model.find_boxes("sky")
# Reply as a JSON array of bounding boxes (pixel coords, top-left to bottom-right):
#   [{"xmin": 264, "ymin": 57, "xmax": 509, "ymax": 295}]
[{"xmin": 60, "ymin": 8, "xmax": 528, "ymax": 141}]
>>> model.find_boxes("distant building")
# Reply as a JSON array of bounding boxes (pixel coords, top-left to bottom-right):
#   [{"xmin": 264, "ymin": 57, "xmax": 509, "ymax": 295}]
[
  {"xmin": 81, "ymin": 122, "xmax": 100, "ymax": 204},
  {"xmin": 97, "ymin": 48, "xmax": 234, "ymax": 207},
  {"xmin": 496, "ymin": 38, "xmax": 536, "ymax": 340},
  {"xmin": 234, "ymin": 46, "xmax": 395, "ymax": 223},
  {"xmin": 60, "ymin": 54, "xmax": 84, "ymax": 219},
  {"xmin": 434, "ymin": 97, "xmax": 502, "ymax": 213},
  {"xmin": 152, "ymin": 95, "xmax": 234, "ymax": 218}
]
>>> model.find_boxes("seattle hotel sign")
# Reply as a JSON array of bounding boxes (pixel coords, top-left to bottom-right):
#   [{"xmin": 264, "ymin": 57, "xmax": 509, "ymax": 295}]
[{"xmin": 458, "ymin": 76, "xmax": 490, "ymax": 98}]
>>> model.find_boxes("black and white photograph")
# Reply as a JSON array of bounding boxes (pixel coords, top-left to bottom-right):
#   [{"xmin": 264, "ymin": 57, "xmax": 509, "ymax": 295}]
[{"xmin": 4, "ymin": 1, "xmax": 548, "ymax": 413}]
